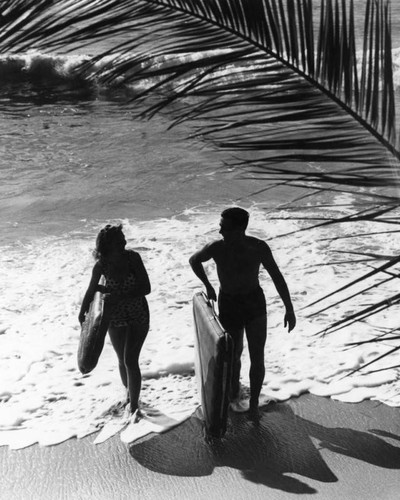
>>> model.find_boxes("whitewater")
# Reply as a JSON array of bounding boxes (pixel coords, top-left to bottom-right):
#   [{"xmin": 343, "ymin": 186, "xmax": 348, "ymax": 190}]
[{"xmin": 1, "ymin": 203, "xmax": 399, "ymax": 449}]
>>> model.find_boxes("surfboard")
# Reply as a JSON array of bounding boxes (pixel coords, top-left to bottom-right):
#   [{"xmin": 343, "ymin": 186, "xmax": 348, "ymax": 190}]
[
  {"xmin": 193, "ymin": 292, "xmax": 233, "ymax": 438},
  {"xmin": 78, "ymin": 278, "xmax": 108, "ymax": 374}
]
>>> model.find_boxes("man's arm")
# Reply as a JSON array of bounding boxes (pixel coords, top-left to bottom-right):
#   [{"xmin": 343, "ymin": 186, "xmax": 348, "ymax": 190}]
[
  {"xmin": 260, "ymin": 241, "xmax": 296, "ymax": 332},
  {"xmin": 189, "ymin": 242, "xmax": 217, "ymax": 301}
]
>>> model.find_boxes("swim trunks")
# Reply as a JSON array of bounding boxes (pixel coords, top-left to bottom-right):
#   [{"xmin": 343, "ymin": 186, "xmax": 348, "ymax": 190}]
[
  {"xmin": 101, "ymin": 250, "xmax": 149, "ymax": 327},
  {"xmin": 218, "ymin": 286, "xmax": 266, "ymax": 332}
]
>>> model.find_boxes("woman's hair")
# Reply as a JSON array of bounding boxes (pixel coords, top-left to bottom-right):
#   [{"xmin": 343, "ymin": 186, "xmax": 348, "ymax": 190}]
[{"xmin": 93, "ymin": 224, "xmax": 124, "ymax": 261}]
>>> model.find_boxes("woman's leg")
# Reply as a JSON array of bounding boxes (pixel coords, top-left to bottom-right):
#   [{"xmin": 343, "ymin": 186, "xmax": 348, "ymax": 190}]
[
  {"xmin": 124, "ymin": 322, "xmax": 149, "ymax": 413},
  {"xmin": 108, "ymin": 325, "xmax": 128, "ymax": 389}
]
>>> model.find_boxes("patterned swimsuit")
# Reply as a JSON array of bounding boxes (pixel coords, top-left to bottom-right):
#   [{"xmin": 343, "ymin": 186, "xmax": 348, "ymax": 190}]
[{"xmin": 101, "ymin": 250, "xmax": 149, "ymax": 327}]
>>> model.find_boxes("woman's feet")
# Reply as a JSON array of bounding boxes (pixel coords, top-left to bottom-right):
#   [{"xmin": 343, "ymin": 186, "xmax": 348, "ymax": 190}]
[{"xmin": 132, "ymin": 408, "xmax": 144, "ymax": 423}]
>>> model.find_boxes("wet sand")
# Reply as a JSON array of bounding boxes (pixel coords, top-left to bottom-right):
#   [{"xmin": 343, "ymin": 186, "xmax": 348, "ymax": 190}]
[{"xmin": 1, "ymin": 394, "xmax": 399, "ymax": 500}]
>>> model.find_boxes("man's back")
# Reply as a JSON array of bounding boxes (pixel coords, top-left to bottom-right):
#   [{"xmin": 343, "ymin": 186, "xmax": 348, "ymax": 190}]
[{"xmin": 208, "ymin": 235, "xmax": 268, "ymax": 295}]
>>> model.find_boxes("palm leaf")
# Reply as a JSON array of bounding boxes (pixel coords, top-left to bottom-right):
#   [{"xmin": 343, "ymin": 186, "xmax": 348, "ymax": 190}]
[
  {"xmin": 339, "ymin": 344, "xmax": 400, "ymax": 378},
  {"xmin": 1, "ymin": 0, "xmax": 398, "ymax": 174},
  {"xmin": 346, "ymin": 333, "xmax": 400, "ymax": 346}
]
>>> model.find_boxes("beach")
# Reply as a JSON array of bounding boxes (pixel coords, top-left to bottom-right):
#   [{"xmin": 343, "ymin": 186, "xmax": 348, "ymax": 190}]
[
  {"xmin": 1, "ymin": 394, "xmax": 399, "ymax": 500},
  {"xmin": 1, "ymin": 0, "xmax": 400, "ymax": 498}
]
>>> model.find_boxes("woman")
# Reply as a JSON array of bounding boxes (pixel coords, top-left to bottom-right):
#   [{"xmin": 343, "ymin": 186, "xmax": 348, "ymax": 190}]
[{"xmin": 79, "ymin": 224, "xmax": 151, "ymax": 418}]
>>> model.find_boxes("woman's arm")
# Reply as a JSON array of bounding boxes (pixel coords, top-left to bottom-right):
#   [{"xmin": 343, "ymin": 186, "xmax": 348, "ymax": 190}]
[
  {"xmin": 126, "ymin": 251, "xmax": 151, "ymax": 297},
  {"xmin": 78, "ymin": 262, "xmax": 102, "ymax": 324}
]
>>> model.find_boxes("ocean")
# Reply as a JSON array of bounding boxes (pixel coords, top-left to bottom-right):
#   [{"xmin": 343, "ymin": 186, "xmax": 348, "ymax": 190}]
[{"xmin": 1, "ymin": 0, "xmax": 400, "ymax": 448}]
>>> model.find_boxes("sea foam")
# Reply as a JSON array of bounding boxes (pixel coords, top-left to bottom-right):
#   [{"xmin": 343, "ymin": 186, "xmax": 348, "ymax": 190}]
[{"xmin": 0, "ymin": 206, "xmax": 399, "ymax": 449}]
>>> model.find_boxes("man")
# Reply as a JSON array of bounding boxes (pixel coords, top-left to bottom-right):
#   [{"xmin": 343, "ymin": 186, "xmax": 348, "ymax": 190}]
[{"xmin": 189, "ymin": 207, "xmax": 296, "ymax": 418}]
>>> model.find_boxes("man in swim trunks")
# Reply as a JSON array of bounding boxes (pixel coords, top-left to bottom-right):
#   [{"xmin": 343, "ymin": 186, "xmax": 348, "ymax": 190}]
[{"xmin": 189, "ymin": 207, "xmax": 296, "ymax": 417}]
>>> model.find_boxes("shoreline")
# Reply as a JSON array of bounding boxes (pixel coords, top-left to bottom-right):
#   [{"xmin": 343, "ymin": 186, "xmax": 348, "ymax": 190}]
[{"xmin": 1, "ymin": 394, "xmax": 399, "ymax": 500}]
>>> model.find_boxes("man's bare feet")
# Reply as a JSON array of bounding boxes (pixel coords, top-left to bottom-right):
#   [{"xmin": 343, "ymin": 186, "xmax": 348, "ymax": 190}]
[
  {"xmin": 248, "ymin": 405, "xmax": 260, "ymax": 422},
  {"xmin": 230, "ymin": 398, "xmax": 250, "ymax": 412}
]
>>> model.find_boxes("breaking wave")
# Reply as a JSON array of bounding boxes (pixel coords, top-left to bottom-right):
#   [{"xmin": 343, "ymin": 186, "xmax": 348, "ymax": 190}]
[{"xmin": 1, "ymin": 48, "xmax": 400, "ymax": 96}]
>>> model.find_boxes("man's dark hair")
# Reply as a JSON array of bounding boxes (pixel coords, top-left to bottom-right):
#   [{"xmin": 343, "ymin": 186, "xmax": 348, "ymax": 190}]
[{"xmin": 221, "ymin": 207, "xmax": 249, "ymax": 230}]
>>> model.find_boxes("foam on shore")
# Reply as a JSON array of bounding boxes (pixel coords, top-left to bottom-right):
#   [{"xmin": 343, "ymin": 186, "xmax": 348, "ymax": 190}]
[{"xmin": 0, "ymin": 205, "xmax": 399, "ymax": 449}]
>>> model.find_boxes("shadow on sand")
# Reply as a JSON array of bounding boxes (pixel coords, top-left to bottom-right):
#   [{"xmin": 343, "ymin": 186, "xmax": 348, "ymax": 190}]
[{"xmin": 129, "ymin": 398, "xmax": 400, "ymax": 495}]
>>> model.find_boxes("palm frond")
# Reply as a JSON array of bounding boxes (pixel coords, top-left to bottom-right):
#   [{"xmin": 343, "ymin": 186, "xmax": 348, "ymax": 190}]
[
  {"xmin": 1, "ymin": 0, "xmax": 399, "ymax": 178},
  {"xmin": 314, "ymin": 291, "xmax": 400, "ymax": 336},
  {"xmin": 306, "ymin": 254, "xmax": 400, "ymax": 310},
  {"xmin": 1, "ymin": 0, "xmax": 400, "ymax": 374},
  {"xmin": 347, "ymin": 334, "xmax": 400, "ymax": 346},
  {"xmin": 339, "ymin": 344, "xmax": 400, "ymax": 378}
]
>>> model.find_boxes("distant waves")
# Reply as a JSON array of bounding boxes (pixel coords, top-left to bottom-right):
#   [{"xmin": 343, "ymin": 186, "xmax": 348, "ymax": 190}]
[
  {"xmin": 0, "ymin": 52, "xmax": 91, "ymax": 85},
  {"xmin": 1, "ymin": 48, "xmax": 400, "ymax": 99}
]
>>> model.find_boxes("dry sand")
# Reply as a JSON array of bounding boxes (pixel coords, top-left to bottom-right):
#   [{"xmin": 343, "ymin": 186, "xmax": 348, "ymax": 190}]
[{"xmin": 1, "ymin": 394, "xmax": 399, "ymax": 500}]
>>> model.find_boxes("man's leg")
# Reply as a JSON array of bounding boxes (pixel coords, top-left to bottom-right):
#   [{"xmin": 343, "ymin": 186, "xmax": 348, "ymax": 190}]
[
  {"xmin": 245, "ymin": 314, "xmax": 267, "ymax": 412},
  {"xmin": 228, "ymin": 328, "xmax": 244, "ymax": 400},
  {"xmin": 218, "ymin": 292, "xmax": 244, "ymax": 401}
]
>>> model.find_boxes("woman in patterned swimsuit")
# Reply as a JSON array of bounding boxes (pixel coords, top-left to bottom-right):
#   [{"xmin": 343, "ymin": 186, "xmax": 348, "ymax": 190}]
[{"xmin": 79, "ymin": 224, "xmax": 151, "ymax": 417}]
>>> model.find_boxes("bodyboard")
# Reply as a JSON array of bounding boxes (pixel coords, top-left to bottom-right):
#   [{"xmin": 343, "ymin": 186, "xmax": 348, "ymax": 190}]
[
  {"xmin": 78, "ymin": 278, "xmax": 108, "ymax": 374},
  {"xmin": 193, "ymin": 292, "xmax": 233, "ymax": 438}
]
